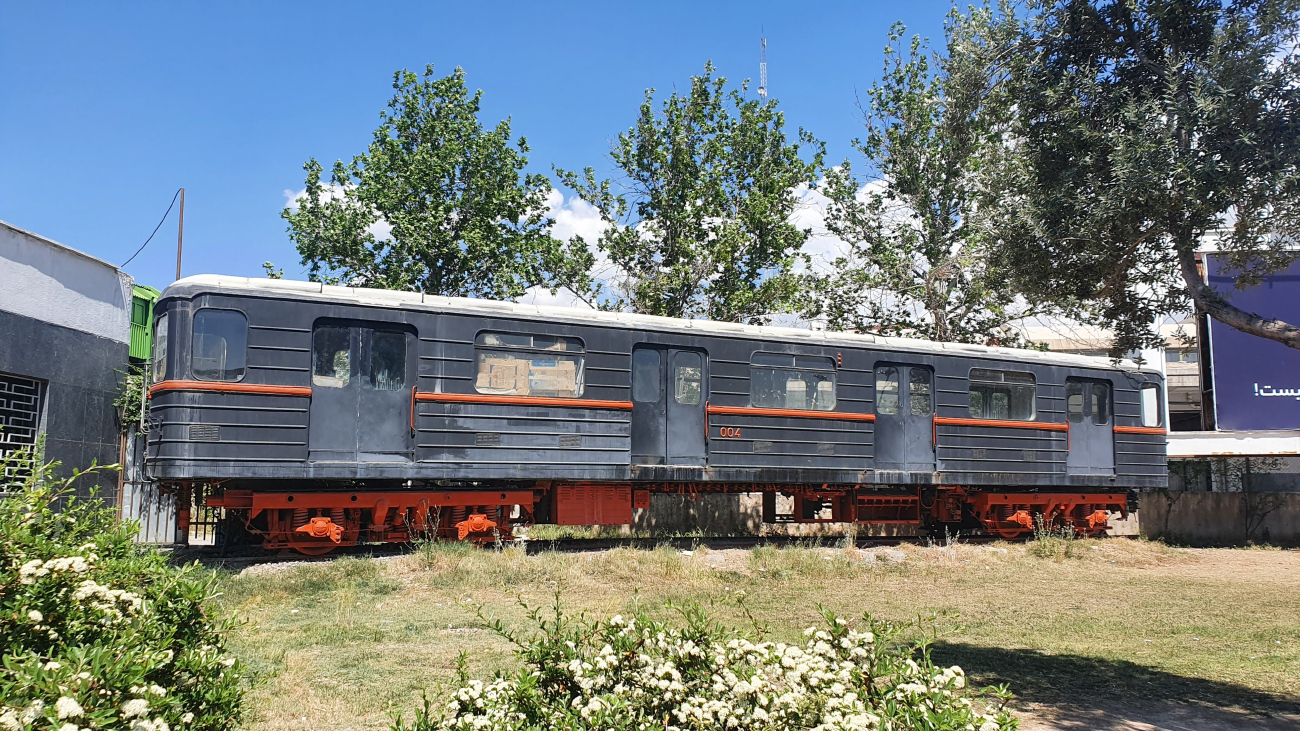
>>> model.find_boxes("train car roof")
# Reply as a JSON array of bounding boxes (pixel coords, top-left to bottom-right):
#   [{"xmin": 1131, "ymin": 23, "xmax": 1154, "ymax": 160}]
[{"xmin": 162, "ymin": 274, "xmax": 1161, "ymax": 375}]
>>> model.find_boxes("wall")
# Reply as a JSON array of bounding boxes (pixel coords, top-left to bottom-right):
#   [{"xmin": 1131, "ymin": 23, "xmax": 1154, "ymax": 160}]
[
  {"xmin": 1138, "ymin": 491, "xmax": 1300, "ymax": 545},
  {"xmin": 0, "ymin": 221, "xmax": 131, "ymax": 498}
]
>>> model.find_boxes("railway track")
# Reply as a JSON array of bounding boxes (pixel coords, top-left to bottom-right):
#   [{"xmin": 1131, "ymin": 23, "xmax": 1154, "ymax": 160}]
[{"xmin": 174, "ymin": 532, "xmax": 1015, "ymax": 570}]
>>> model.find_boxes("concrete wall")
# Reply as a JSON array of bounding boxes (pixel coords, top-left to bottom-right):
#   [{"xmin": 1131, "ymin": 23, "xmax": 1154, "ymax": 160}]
[
  {"xmin": 0, "ymin": 222, "xmax": 131, "ymax": 498},
  {"xmin": 0, "ymin": 221, "xmax": 133, "ymax": 342},
  {"xmin": 1138, "ymin": 491, "xmax": 1300, "ymax": 546}
]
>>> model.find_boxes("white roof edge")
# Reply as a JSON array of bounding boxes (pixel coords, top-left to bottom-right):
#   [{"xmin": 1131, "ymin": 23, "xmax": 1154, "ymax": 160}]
[
  {"xmin": 1168, "ymin": 430, "xmax": 1300, "ymax": 457},
  {"xmin": 0, "ymin": 219, "xmax": 124, "ymax": 272},
  {"xmin": 164, "ymin": 275, "xmax": 1161, "ymax": 374}
]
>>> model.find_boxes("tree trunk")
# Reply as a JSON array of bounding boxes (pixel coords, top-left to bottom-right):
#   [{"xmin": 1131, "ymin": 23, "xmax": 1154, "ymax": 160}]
[{"xmin": 1177, "ymin": 246, "xmax": 1300, "ymax": 350}]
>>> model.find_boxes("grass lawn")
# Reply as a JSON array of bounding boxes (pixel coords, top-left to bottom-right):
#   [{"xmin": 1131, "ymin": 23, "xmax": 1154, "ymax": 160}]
[{"xmin": 214, "ymin": 538, "xmax": 1300, "ymax": 730}]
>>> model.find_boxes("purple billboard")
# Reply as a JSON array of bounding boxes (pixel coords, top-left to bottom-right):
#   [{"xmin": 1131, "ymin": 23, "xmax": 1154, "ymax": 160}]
[{"xmin": 1206, "ymin": 256, "xmax": 1300, "ymax": 431}]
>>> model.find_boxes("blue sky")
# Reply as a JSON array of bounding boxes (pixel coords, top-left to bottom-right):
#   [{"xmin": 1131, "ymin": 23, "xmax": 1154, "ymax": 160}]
[{"xmin": 0, "ymin": 1, "xmax": 954, "ymax": 291}]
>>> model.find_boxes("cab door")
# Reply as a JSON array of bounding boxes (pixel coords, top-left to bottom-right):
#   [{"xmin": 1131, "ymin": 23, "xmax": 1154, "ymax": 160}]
[
  {"xmin": 1066, "ymin": 378, "xmax": 1114, "ymax": 475},
  {"xmin": 873, "ymin": 364, "xmax": 935, "ymax": 471},
  {"xmin": 631, "ymin": 346, "xmax": 707, "ymax": 466}
]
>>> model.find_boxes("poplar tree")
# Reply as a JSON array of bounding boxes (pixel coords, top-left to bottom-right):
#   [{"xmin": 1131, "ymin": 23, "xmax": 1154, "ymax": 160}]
[
  {"xmin": 283, "ymin": 66, "xmax": 594, "ymax": 301},
  {"xmin": 558, "ymin": 64, "xmax": 825, "ymax": 323}
]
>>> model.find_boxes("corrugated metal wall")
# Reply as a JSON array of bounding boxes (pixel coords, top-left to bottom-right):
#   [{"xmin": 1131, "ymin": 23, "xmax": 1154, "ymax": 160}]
[{"xmin": 117, "ymin": 427, "xmax": 176, "ymax": 544}]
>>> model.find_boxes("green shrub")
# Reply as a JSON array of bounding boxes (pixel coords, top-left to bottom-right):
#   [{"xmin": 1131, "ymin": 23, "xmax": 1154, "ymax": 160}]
[
  {"xmin": 393, "ymin": 597, "xmax": 1017, "ymax": 731},
  {"xmin": 0, "ymin": 453, "xmax": 244, "ymax": 731},
  {"xmin": 1027, "ymin": 516, "xmax": 1083, "ymax": 560}
]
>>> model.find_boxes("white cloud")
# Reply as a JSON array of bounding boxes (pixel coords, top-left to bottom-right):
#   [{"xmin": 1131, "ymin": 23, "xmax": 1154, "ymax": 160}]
[{"xmin": 544, "ymin": 188, "xmax": 607, "ymax": 244}]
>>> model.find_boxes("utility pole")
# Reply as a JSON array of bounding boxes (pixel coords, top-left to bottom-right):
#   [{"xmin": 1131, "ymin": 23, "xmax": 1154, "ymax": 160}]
[
  {"xmin": 758, "ymin": 33, "xmax": 768, "ymax": 100},
  {"xmin": 174, "ymin": 188, "xmax": 186, "ymax": 281}
]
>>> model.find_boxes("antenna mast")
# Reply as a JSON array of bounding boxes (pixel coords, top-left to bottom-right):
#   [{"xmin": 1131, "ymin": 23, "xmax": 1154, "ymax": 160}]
[{"xmin": 758, "ymin": 33, "xmax": 768, "ymax": 99}]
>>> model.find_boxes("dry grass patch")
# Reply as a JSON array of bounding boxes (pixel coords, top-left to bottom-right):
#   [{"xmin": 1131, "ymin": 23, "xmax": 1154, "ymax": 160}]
[{"xmin": 216, "ymin": 539, "xmax": 1300, "ymax": 731}]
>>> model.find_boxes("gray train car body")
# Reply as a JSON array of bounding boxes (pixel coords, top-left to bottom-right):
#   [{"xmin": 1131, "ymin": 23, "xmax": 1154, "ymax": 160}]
[{"xmin": 146, "ymin": 276, "xmax": 1167, "ymax": 550}]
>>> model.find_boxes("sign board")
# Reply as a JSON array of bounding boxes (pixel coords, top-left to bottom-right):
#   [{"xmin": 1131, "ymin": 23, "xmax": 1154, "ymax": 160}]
[{"xmin": 1206, "ymin": 256, "xmax": 1300, "ymax": 430}]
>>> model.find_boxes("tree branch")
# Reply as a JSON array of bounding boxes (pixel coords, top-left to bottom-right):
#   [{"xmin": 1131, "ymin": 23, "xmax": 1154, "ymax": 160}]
[{"xmin": 1177, "ymin": 246, "xmax": 1300, "ymax": 350}]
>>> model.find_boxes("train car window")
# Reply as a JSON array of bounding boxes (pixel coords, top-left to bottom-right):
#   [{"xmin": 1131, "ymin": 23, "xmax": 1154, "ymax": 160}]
[
  {"xmin": 474, "ymin": 331, "xmax": 584, "ymax": 397},
  {"xmin": 632, "ymin": 349, "xmax": 660, "ymax": 402},
  {"xmin": 909, "ymin": 369, "xmax": 932, "ymax": 415},
  {"xmin": 1140, "ymin": 383, "xmax": 1162, "ymax": 427},
  {"xmin": 968, "ymin": 368, "xmax": 1036, "ymax": 420},
  {"xmin": 368, "ymin": 330, "xmax": 406, "ymax": 391},
  {"xmin": 313, "ymin": 327, "xmax": 352, "ymax": 388},
  {"xmin": 674, "ymin": 352, "xmax": 702, "ymax": 405},
  {"xmin": 751, "ymin": 354, "xmax": 835, "ymax": 410},
  {"xmin": 1066, "ymin": 382, "xmax": 1085, "ymax": 423},
  {"xmin": 190, "ymin": 309, "xmax": 247, "ymax": 382},
  {"xmin": 875, "ymin": 367, "xmax": 900, "ymax": 415},
  {"xmin": 152, "ymin": 314, "xmax": 169, "ymax": 383},
  {"xmin": 1091, "ymin": 382, "xmax": 1111, "ymax": 425}
]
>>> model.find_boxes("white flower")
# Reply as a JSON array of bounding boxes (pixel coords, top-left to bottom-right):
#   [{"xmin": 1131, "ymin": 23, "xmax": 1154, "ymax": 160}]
[
  {"xmin": 0, "ymin": 711, "xmax": 20, "ymax": 731},
  {"xmin": 59, "ymin": 724, "xmax": 78, "ymax": 731},
  {"xmin": 28, "ymin": 610, "xmax": 43, "ymax": 622},
  {"xmin": 148, "ymin": 685, "xmax": 166, "ymax": 697},
  {"xmin": 19, "ymin": 701, "xmax": 44, "ymax": 725},
  {"xmin": 180, "ymin": 713, "xmax": 194, "ymax": 724},
  {"xmin": 121, "ymin": 699, "xmax": 150, "ymax": 718},
  {"xmin": 45, "ymin": 661, "xmax": 63, "ymax": 671},
  {"xmin": 55, "ymin": 697, "xmax": 83, "ymax": 719}
]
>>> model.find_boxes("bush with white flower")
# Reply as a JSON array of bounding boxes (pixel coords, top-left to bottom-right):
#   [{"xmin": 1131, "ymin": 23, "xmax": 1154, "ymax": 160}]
[
  {"xmin": 1, "ymin": 452, "xmax": 244, "ymax": 731},
  {"xmin": 394, "ymin": 596, "xmax": 1016, "ymax": 731}
]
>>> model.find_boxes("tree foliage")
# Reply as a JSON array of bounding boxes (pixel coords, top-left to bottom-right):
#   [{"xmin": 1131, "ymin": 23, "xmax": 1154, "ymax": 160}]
[
  {"xmin": 559, "ymin": 64, "xmax": 825, "ymax": 323},
  {"xmin": 282, "ymin": 66, "xmax": 593, "ymax": 301},
  {"xmin": 803, "ymin": 6, "xmax": 1042, "ymax": 344},
  {"xmin": 1000, "ymin": 0, "xmax": 1300, "ymax": 354}
]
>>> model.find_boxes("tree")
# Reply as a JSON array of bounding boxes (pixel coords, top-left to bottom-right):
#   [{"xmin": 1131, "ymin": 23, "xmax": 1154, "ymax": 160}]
[
  {"xmin": 802, "ymin": 6, "xmax": 1044, "ymax": 344},
  {"xmin": 282, "ymin": 66, "xmax": 594, "ymax": 301},
  {"xmin": 558, "ymin": 64, "xmax": 825, "ymax": 323},
  {"xmin": 1000, "ymin": 0, "xmax": 1300, "ymax": 354}
]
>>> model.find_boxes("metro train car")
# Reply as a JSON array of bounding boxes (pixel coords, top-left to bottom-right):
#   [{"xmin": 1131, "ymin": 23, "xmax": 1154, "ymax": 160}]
[{"xmin": 146, "ymin": 275, "xmax": 1168, "ymax": 554}]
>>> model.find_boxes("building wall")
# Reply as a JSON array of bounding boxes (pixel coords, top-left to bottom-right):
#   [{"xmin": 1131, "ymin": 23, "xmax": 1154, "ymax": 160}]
[
  {"xmin": 0, "ymin": 222, "xmax": 131, "ymax": 498},
  {"xmin": 1139, "ymin": 491, "xmax": 1300, "ymax": 545}
]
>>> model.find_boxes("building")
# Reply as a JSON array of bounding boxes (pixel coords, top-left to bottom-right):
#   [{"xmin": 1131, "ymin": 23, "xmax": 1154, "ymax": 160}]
[{"xmin": 0, "ymin": 221, "xmax": 133, "ymax": 497}]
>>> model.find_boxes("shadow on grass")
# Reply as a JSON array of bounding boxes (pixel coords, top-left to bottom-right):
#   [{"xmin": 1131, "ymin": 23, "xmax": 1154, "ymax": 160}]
[{"xmin": 932, "ymin": 642, "xmax": 1299, "ymax": 720}]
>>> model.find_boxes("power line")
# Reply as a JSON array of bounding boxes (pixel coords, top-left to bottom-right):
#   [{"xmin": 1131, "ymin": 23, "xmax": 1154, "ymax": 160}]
[{"xmin": 121, "ymin": 188, "xmax": 182, "ymax": 268}]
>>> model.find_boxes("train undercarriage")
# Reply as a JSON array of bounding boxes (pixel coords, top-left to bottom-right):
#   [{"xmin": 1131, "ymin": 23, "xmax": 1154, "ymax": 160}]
[{"xmin": 202, "ymin": 482, "xmax": 1130, "ymax": 555}]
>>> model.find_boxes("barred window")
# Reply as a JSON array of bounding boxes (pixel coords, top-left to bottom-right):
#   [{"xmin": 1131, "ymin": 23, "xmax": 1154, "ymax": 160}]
[
  {"xmin": 474, "ymin": 332, "xmax": 584, "ymax": 398},
  {"xmin": 191, "ymin": 309, "xmax": 247, "ymax": 382},
  {"xmin": 968, "ymin": 368, "xmax": 1036, "ymax": 421},
  {"xmin": 750, "ymin": 353, "xmax": 836, "ymax": 411}
]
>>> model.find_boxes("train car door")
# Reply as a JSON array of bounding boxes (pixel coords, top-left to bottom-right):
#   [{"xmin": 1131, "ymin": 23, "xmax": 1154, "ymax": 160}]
[
  {"xmin": 631, "ymin": 346, "xmax": 707, "ymax": 466},
  {"xmin": 1066, "ymin": 378, "xmax": 1114, "ymax": 474},
  {"xmin": 873, "ymin": 364, "xmax": 935, "ymax": 471},
  {"xmin": 308, "ymin": 322, "xmax": 413, "ymax": 462}
]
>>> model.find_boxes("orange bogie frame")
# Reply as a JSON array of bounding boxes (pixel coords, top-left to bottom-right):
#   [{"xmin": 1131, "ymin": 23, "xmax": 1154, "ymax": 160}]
[{"xmin": 208, "ymin": 483, "xmax": 1127, "ymax": 554}]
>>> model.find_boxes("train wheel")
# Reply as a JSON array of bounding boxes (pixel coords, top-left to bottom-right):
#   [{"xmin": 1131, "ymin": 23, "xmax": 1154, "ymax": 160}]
[
  {"xmin": 992, "ymin": 527, "xmax": 1030, "ymax": 540},
  {"xmin": 286, "ymin": 536, "xmax": 338, "ymax": 556}
]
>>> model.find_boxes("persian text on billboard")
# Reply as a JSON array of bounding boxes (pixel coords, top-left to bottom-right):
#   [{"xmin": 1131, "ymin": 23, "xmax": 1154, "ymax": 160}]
[{"xmin": 1206, "ymin": 256, "xmax": 1300, "ymax": 430}]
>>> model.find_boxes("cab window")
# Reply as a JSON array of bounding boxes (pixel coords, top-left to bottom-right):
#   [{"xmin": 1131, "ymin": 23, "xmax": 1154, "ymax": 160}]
[{"xmin": 191, "ymin": 309, "xmax": 247, "ymax": 382}]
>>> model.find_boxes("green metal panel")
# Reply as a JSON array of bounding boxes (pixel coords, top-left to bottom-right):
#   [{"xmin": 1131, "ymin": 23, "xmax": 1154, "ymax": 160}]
[{"xmin": 129, "ymin": 285, "xmax": 161, "ymax": 362}]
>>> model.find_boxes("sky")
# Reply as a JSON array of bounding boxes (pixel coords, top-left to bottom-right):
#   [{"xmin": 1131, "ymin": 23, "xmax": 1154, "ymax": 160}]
[{"xmin": 0, "ymin": 1, "xmax": 956, "ymax": 293}]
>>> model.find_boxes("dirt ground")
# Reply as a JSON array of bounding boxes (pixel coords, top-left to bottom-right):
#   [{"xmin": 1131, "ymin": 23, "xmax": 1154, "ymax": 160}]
[{"xmin": 217, "ymin": 540, "xmax": 1300, "ymax": 731}]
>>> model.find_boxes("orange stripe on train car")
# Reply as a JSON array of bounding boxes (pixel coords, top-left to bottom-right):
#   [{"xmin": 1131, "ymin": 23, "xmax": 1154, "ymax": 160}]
[
  {"xmin": 148, "ymin": 380, "xmax": 312, "ymax": 398},
  {"xmin": 705, "ymin": 405, "xmax": 875, "ymax": 422},
  {"xmin": 415, "ymin": 392, "xmax": 634, "ymax": 410},
  {"xmin": 933, "ymin": 416, "xmax": 1069, "ymax": 431},
  {"xmin": 1112, "ymin": 425, "xmax": 1168, "ymax": 435}
]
